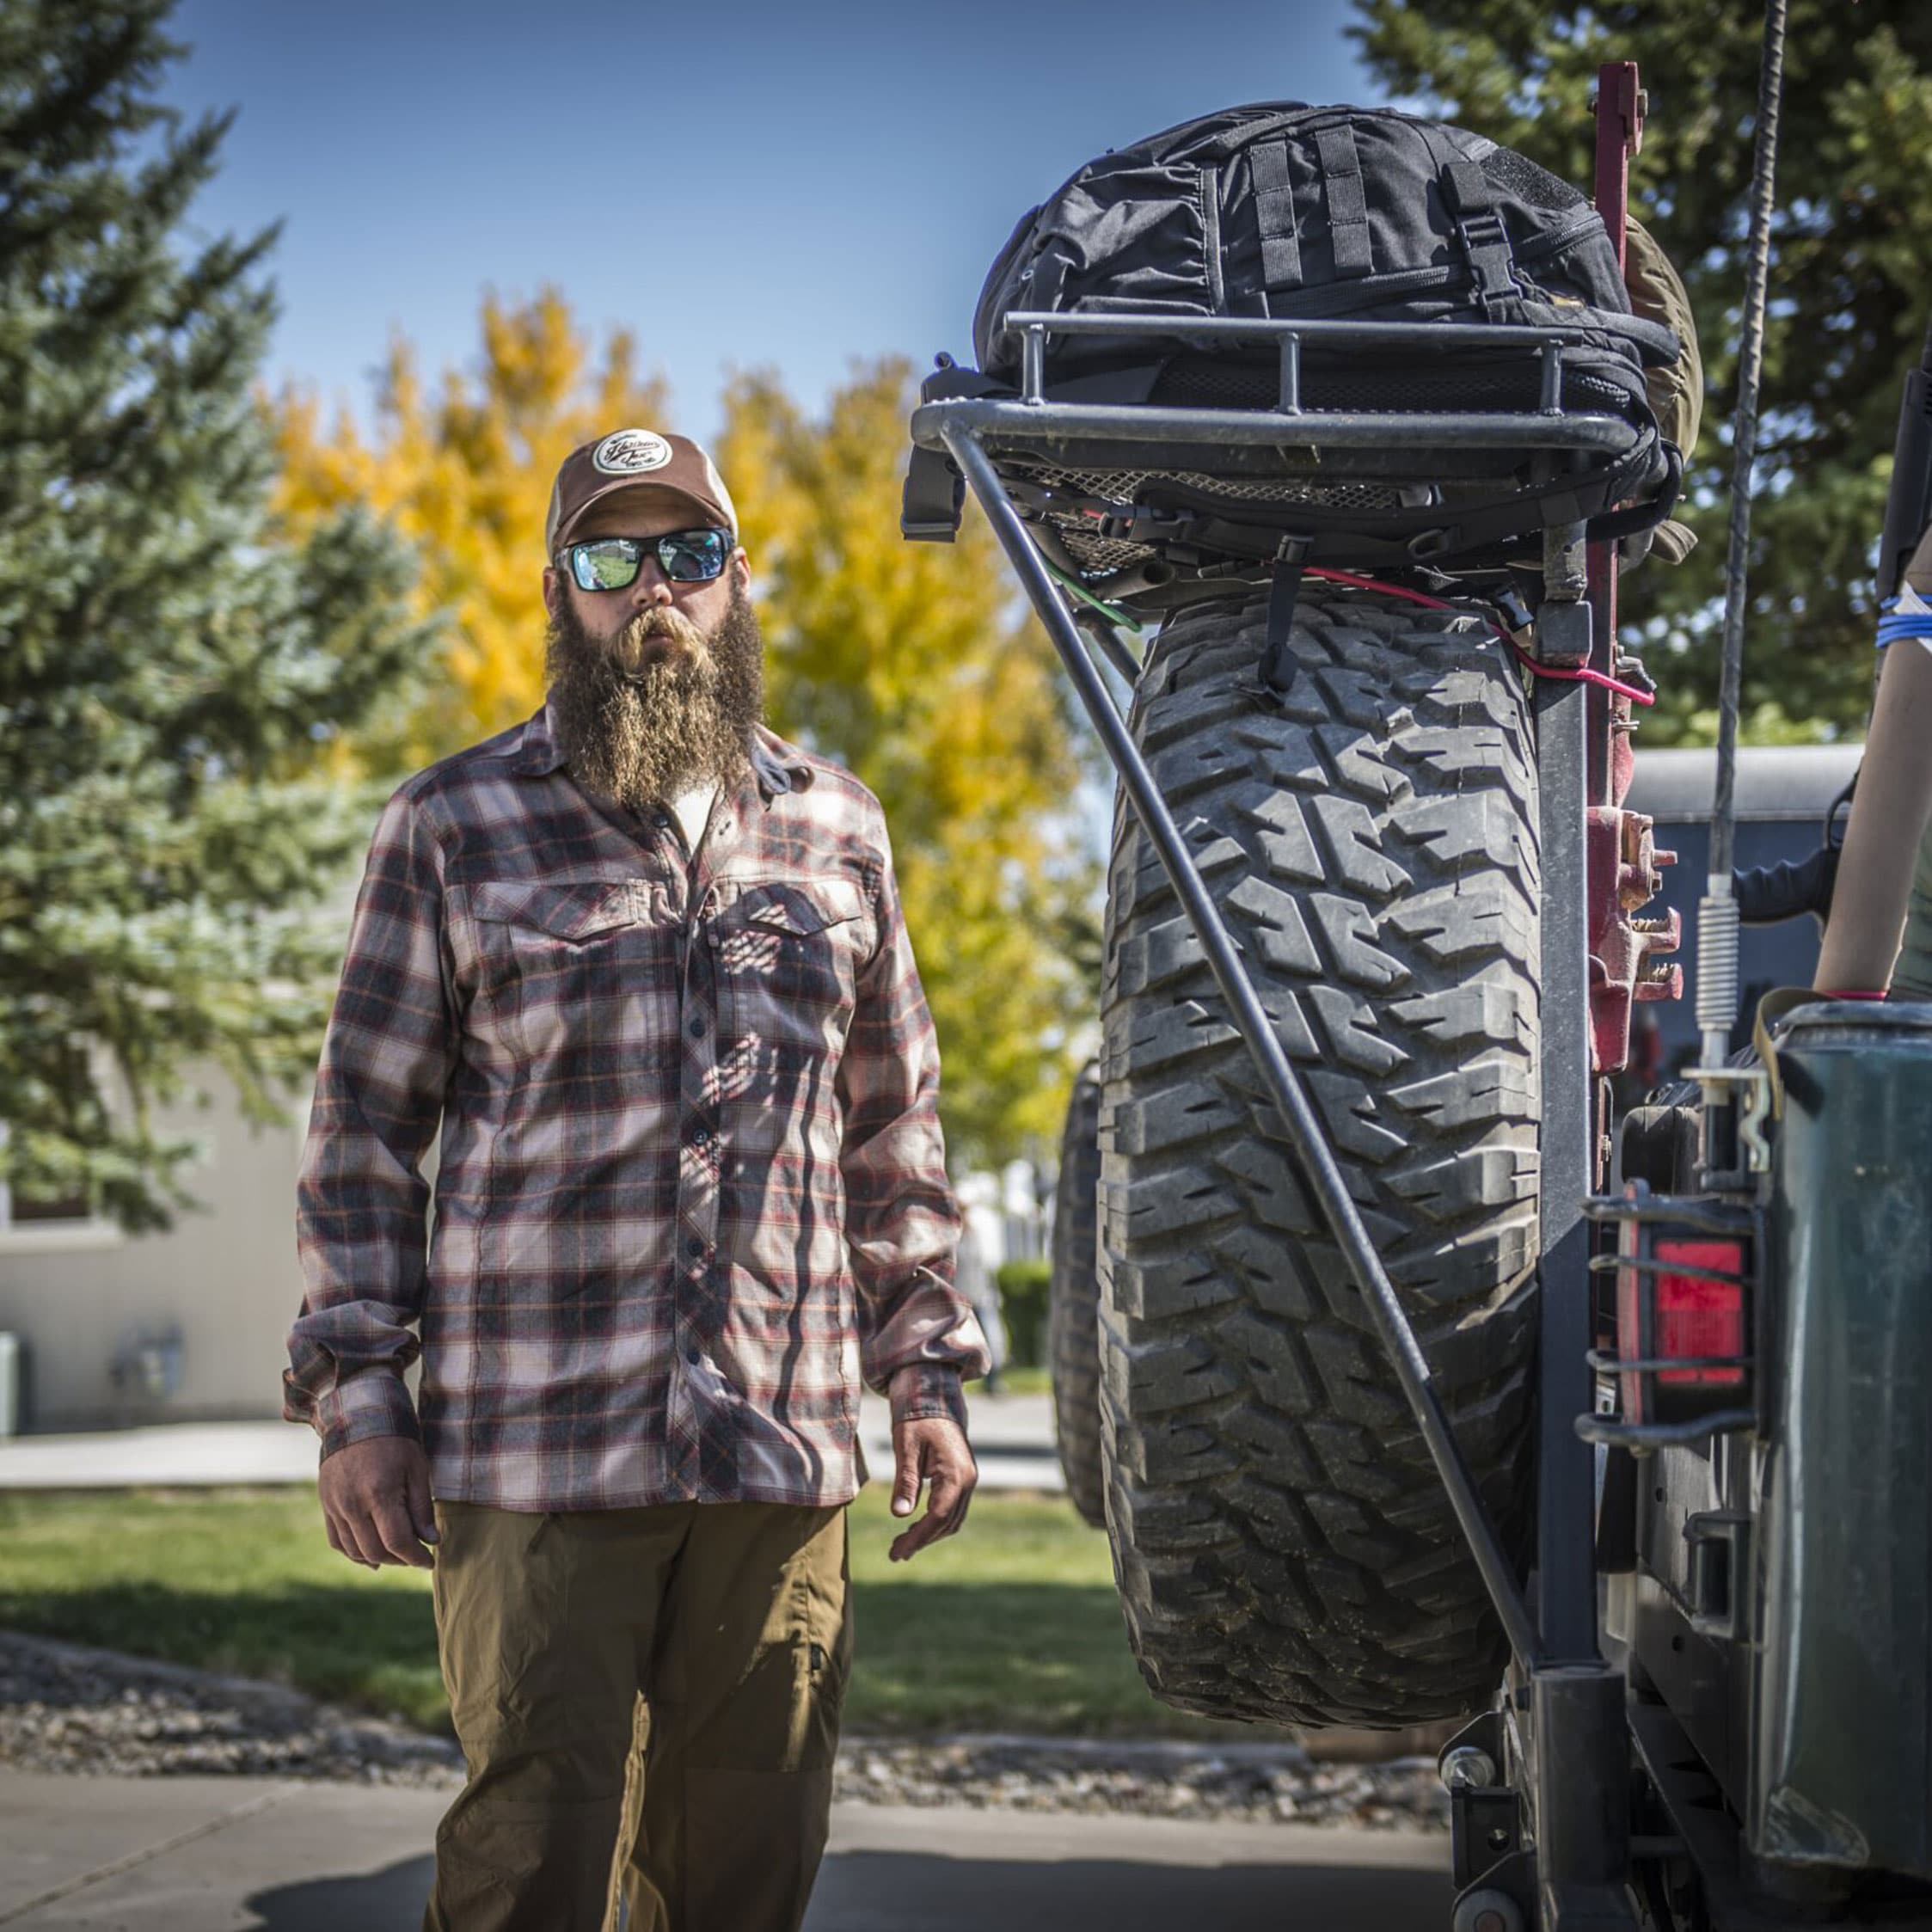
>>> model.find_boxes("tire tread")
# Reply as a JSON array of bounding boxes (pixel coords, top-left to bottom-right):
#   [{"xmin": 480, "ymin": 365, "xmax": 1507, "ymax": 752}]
[{"xmin": 1096, "ymin": 591, "xmax": 1540, "ymax": 1727}]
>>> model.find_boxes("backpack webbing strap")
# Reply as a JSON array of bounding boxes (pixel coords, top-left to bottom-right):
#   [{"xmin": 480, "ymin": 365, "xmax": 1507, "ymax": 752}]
[
  {"xmin": 1441, "ymin": 156, "xmax": 1518, "ymax": 313},
  {"xmin": 1258, "ymin": 533, "xmax": 1312, "ymax": 699},
  {"xmin": 1249, "ymin": 141, "xmax": 1303, "ymax": 291},
  {"xmin": 1314, "ymin": 126, "xmax": 1372, "ymax": 279}
]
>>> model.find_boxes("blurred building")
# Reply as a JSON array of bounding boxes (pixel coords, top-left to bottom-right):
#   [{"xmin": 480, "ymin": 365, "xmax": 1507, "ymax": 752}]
[{"xmin": 0, "ymin": 1070, "xmax": 312, "ymax": 1433}]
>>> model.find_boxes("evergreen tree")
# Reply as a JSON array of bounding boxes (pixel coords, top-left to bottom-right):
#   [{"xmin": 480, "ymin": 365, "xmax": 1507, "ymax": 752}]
[
  {"xmin": 1352, "ymin": 0, "xmax": 1932, "ymax": 742},
  {"xmin": 0, "ymin": 1, "xmax": 432, "ymax": 1230}
]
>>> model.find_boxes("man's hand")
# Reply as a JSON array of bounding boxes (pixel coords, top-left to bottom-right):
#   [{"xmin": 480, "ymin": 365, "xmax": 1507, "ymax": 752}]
[
  {"xmin": 318, "ymin": 1434, "xmax": 438, "ymax": 1569},
  {"xmin": 888, "ymin": 1414, "xmax": 977, "ymax": 1562}
]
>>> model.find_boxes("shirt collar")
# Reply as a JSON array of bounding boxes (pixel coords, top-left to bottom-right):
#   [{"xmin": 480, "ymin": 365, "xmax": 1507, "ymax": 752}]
[
  {"xmin": 507, "ymin": 702, "xmax": 567, "ymax": 778},
  {"xmin": 746, "ymin": 724, "xmax": 813, "ymax": 801},
  {"xmin": 509, "ymin": 702, "xmax": 813, "ymax": 805}
]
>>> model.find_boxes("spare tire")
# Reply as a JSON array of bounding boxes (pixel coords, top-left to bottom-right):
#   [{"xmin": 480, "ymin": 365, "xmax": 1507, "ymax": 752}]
[
  {"xmin": 1048, "ymin": 1061, "xmax": 1105, "ymax": 1525},
  {"xmin": 1098, "ymin": 588, "xmax": 1540, "ymax": 1727}
]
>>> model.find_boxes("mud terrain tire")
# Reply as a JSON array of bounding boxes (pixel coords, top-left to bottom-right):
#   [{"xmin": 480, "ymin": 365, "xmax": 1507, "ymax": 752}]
[
  {"xmin": 1048, "ymin": 1061, "xmax": 1106, "ymax": 1525},
  {"xmin": 1098, "ymin": 589, "xmax": 1540, "ymax": 1727}
]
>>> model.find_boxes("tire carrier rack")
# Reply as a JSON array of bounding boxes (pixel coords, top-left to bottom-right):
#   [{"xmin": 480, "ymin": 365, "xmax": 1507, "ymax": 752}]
[{"xmin": 906, "ymin": 66, "xmax": 1662, "ymax": 1932}]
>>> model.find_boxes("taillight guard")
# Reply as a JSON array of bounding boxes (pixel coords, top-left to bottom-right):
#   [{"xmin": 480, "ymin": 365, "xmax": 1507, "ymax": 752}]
[{"xmin": 1578, "ymin": 1182, "xmax": 1759, "ymax": 1453}]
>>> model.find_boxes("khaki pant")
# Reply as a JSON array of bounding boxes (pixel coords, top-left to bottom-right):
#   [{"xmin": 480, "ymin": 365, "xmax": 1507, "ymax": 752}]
[{"xmin": 423, "ymin": 1500, "xmax": 852, "ymax": 1932}]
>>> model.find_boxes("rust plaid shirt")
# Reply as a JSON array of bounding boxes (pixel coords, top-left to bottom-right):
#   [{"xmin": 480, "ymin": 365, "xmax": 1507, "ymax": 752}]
[{"xmin": 285, "ymin": 703, "xmax": 989, "ymax": 1510}]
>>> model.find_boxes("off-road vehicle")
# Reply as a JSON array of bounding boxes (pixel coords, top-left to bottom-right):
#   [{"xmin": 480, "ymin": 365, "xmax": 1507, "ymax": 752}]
[{"xmin": 905, "ymin": 34, "xmax": 1932, "ymax": 1930}]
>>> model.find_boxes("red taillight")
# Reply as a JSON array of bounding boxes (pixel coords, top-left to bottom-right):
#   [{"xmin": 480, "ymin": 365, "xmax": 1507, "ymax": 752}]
[
  {"xmin": 1653, "ymin": 1240, "xmax": 1746, "ymax": 1388},
  {"xmin": 1616, "ymin": 1227, "xmax": 1750, "ymax": 1425}
]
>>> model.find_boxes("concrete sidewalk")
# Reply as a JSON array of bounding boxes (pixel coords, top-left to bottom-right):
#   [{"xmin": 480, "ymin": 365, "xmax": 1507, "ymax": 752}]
[
  {"xmin": 0, "ymin": 1392, "xmax": 1063, "ymax": 1494},
  {"xmin": 0, "ymin": 1768, "xmax": 1451, "ymax": 1929}
]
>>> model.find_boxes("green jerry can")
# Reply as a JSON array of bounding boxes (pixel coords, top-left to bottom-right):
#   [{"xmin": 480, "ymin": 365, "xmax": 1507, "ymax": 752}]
[{"xmin": 1751, "ymin": 1000, "xmax": 1932, "ymax": 1875}]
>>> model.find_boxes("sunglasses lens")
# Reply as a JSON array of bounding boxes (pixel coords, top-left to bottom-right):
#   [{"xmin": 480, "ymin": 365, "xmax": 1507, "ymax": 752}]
[
  {"xmin": 570, "ymin": 540, "xmax": 641, "ymax": 591},
  {"xmin": 659, "ymin": 530, "xmax": 730, "ymax": 582}
]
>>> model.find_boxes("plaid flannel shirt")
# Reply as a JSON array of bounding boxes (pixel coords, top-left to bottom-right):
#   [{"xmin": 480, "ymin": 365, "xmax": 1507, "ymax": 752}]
[{"xmin": 285, "ymin": 703, "xmax": 988, "ymax": 1510}]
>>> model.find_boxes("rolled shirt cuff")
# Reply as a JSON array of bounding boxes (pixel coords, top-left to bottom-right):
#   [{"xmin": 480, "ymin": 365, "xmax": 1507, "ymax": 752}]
[
  {"xmin": 887, "ymin": 1361, "xmax": 969, "ymax": 1432},
  {"xmin": 286, "ymin": 1367, "xmax": 422, "ymax": 1464}
]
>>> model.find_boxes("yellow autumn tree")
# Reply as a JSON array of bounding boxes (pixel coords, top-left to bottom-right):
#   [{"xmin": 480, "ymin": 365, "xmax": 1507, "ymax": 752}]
[
  {"xmin": 275, "ymin": 292, "xmax": 1097, "ymax": 1164},
  {"xmin": 275, "ymin": 288, "xmax": 668, "ymax": 760},
  {"xmin": 720, "ymin": 361, "xmax": 1098, "ymax": 1165}
]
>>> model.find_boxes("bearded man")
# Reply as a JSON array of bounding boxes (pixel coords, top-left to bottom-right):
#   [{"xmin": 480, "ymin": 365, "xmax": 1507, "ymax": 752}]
[{"xmin": 284, "ymin": 428, "xmax": 988, "ymax": 1932}]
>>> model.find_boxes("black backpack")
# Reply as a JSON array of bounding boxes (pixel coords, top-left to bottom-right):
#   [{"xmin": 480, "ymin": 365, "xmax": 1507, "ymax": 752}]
[
  {"xmin": 914, "ymin": 102, "xmax": 1684, "ymax": 592},
  {"xmin": 974, "ymin": 101, "xmax": 1675, "ymax": 382}
]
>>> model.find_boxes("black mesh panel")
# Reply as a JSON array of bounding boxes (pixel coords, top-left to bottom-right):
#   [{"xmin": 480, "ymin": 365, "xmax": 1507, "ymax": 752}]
[{"xmin": 1000, "ymin": 458, "xmax": 1409, "ymax": 577}]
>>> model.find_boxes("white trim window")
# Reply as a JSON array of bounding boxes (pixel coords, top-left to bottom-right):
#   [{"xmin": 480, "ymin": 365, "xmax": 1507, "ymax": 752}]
[{"xmin": 0, "ymin": 1122, "xmax": 124, "ymax": 1252}]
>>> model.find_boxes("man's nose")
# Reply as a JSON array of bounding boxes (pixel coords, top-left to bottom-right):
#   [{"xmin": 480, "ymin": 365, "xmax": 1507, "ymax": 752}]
[{"xmin": 628, "ymin": 557, "xmax": 676, "ymax": 608}]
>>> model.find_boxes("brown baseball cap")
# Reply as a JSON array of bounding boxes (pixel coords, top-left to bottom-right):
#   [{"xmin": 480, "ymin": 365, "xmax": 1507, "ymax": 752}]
[{"xmin": 544, "ymin": 427, "xmax": 739, "ymax": 556}]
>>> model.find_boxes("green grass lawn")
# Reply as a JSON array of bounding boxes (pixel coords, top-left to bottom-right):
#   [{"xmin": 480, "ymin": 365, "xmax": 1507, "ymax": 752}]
[{"xmin": 0, "ymin": 1486, "xmax": 1273, "ymax": 1742}]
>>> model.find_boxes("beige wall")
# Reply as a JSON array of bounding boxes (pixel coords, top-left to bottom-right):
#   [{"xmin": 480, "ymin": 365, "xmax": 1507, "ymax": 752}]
[{"xmin": 0, "ymin": 1070, "xmax": 313, "ymax": 1432}]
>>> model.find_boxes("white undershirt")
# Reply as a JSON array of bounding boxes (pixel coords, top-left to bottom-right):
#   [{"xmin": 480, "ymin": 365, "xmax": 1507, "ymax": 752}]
[{"xmin": 665, "ymin": 780, "xmax": 720, "ymax": 854}]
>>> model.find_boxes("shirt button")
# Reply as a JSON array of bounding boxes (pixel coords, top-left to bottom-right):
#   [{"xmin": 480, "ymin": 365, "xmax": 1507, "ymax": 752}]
[
  {"xmin": 690, "ymin": 1125, "xmax": 710, "ymax": 1146},
  {"xmin": 685, "ymin": 1346, "xmax": 702, "ymax": 1366},
  {"xmin": 653, "ymin": 812, "xmax": 672, "ymax": 829},
  {"xmin": 689, "ymin": 1015, "xmax": 705, "ymax": 1037},
  {"xmin": 686, "ymin": 1236, "xmax": 705, "ymax": 1258}
]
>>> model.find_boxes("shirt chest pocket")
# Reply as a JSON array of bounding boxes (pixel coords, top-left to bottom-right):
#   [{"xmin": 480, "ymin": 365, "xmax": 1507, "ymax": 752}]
[
  {"xmin": 463, "ymin": 879, "xmax": 680, "ymax": 1057},
  {"xmin": 712, "ymin": 879, "xmax": 872, "ymax": 1063}
]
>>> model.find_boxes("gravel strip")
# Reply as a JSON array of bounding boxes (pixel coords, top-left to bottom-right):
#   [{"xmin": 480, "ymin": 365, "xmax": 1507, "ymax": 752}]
[
  {"xmin": 833, "ymin": 1736, "xmax": 1449, "ymax": 1830},
  {"xmin": 0, "ymin": 1630, "xmax": 461, "ymax": 1784},
  {"xmin": 0, "ymin": 1631, "xmax": 1447, "ymax": 1829}
]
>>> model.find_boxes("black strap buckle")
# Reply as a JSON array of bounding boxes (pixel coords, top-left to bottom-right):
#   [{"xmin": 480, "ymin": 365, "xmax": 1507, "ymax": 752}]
[
  {"xmin": 1440, "ymin": 156, "xmax": 1518, "ymax": 312},
  {"xmin": 1457, "ymin": 207, "xmax": 1518, "ymax": 310}
]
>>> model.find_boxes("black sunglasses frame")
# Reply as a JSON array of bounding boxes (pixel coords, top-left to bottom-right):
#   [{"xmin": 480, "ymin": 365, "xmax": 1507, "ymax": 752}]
[{"xmin": 561, "ymin": 528, "xmax": 733, "ymax": 592}]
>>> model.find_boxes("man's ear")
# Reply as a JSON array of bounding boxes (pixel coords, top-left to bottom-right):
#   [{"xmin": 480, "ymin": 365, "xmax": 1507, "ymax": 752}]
[
  {"xmin": 541, "ymin": 566, "xmax": 561, "ymax": 617},
  {"xmin": 730, "ymin": 549, "xmax": 751, "ymax": 596}
]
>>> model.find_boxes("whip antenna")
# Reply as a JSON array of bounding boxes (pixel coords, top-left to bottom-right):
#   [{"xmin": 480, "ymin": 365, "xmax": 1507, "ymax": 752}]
[{"xmin": 1698, "ymin": 0, "xmax": 1788, "ymax": 1089}]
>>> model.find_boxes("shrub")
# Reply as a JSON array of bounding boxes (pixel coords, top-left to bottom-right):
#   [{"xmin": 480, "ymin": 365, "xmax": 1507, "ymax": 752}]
[{"xmin": 996, "ymin": 1259, "xmax": 1052, "ymax": 1368}]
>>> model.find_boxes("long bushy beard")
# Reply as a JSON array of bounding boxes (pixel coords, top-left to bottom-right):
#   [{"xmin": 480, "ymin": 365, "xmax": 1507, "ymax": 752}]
[{"xmin": 545, "ymin": 580, "xmax": 765, "ymax": 812}]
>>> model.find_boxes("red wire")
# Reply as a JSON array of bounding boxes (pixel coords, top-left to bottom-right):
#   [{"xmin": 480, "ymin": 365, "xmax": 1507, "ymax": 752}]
[{"xmin": 1303, "ymin": 566, "xmax": 1657, "ymax": 708}]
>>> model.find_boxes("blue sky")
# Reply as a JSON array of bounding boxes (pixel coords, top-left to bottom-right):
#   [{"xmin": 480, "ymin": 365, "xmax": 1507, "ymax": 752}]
[{"xmin": 163, "ymin": 0, "xmax": 1371, "ymax": 439}]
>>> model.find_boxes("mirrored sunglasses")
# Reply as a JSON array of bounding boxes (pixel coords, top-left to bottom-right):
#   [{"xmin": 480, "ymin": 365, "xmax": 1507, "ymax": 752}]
[{"xmin": 564, "ymin": 528, "xmax": 732, "ymax": 592}]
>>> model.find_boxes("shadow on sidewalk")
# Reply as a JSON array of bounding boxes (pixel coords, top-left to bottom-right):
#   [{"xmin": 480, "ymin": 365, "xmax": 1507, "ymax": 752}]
[
  {"xmin": 809, "ymin": 1847, "xmax": 1450, "ymax": 1931},
  {"xmin": 248, "ymin": 1855, "xmax": 433, "ymax": 1931},
  {"xmin": 242, "ymin": 1841, "xmax": 1449, "ymax": 1931}
]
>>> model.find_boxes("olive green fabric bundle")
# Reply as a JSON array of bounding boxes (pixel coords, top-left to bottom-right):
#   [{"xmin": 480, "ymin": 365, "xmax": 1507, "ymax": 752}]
[{"xmin": 1625, "ymin": 218, "xmax": 1702, "ymax": 565}]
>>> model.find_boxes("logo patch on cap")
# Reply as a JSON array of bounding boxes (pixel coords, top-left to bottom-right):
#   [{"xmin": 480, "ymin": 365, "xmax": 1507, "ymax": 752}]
[{"xmin": 592, "ymin": 429, "xmax": 673, "ymax": 475}]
